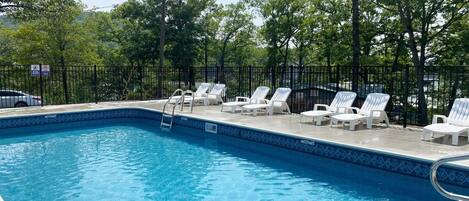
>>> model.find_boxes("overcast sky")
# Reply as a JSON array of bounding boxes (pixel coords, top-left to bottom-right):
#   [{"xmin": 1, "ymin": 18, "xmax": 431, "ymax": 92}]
[{"xmin": 82, "ymin": 0, "xmax": 239, "ymax": 11}]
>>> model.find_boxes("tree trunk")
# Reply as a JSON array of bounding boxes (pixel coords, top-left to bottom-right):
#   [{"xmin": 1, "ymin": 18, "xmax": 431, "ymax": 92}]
[
  {"xmin": 327, "ymin": 40, "xmax": 333, "ymax": 83},
  {"xmin": 157, "ymin": 0, "xmax": 166, "ymax": 98},
  {"xmin": 298, "ymin": 42, "xmax": 304, "ymax": 83},
  {"xmin": 204, "ymin": 34, "xmax": 208, "ymax": 82},
  {"xmin": 351, "ymin": 0, "xmax": 360, "ymax": 92},
  {"xmin": 219, "ymin": 38, "xmax": 228, "ymax": 83},
  {"xmin": 60, "ymin": 55, "xmax": 69, "ymax": 104},
  {"xmin": 281, "ymin": 37, "xmax": 290, "ymax": 86},
  {"xmin": 399, "ymin": 2, "xmax": 429, "ymax": 124},
  {"xmin": 391, "ymin": 33, "xmax": 404, "ymax": 72}
]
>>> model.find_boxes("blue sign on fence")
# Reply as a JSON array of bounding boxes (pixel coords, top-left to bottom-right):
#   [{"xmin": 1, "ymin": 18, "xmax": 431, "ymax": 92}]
[
  {"xmin": 31, "ymin": 64, "xmax": 50, "ymax": 77},
  {"xmin": 31, "ymin": 65, "xmax": 40, "ymax": 77}
]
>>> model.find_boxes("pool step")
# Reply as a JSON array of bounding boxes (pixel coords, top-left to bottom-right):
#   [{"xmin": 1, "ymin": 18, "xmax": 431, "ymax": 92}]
[
  {"xmin": 161, "ymin": 89, "xmax": 195, "ymax": 129},
  {"xmin": 161, "ymin": 113, "xmax": 174, "ymax": 128}
]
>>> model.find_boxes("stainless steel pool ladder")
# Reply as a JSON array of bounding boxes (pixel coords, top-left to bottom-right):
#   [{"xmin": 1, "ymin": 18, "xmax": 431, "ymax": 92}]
[
  {"xmin": 430, "ymin": 153, "xmax": 469, "ymax": 201},
  {"xmin": 161, "ymin": 89, "xmax": 194, "ymax": 128}
]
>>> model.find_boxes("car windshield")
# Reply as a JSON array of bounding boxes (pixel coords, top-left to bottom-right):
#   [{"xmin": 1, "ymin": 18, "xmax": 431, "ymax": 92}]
[{"xmin": 0, "ymin": 91, "xmax": 24, "ymax": 96}]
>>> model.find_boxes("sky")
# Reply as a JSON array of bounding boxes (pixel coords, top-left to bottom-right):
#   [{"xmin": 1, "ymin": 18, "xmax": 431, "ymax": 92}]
[
  {"xmin": 81, "ymin": 0, "xmax": 263, "ymax": 26},
  {"xmin": 82, "ymin": 0, "xmax": 238, "ymax": 11}
]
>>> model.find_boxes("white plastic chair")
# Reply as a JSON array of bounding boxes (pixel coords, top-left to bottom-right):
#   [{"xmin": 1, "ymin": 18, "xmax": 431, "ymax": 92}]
[
  {"xmin": 330, "ymin": 93, "xmax": 390, "ymax": 130},
  {"xmin": 300, "ymin": 91, "xmax": 357, "ymax": 125},
  {"xmin": 221, "ymin": 86, "xmax": 270, "ymax": 112},
  {"xmin": 169, "ymin": 83, "xmax": 211, "ymax": 104},
  {"xmin": 242, "ymin": 88, "xmax": 292, "ymax": 116},
  {"xmin": 422, "ymin": 98, "xmax": 469, "ymax": 146},
  {"xmin": 193, "ymin": 84, "xmax": 226, "ymax": 105}
]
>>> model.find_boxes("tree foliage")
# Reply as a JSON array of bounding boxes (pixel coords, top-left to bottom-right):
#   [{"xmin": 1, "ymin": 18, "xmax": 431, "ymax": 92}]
[{"xmin": 0, "ymin": 0, "xmax": 467, "ymax": 113}]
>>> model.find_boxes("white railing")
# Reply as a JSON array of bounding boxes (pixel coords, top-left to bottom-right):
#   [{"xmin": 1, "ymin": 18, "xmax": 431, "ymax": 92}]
[{"xmin": 430, "ymin": 154, "xmax": 469, "ymax": 201}]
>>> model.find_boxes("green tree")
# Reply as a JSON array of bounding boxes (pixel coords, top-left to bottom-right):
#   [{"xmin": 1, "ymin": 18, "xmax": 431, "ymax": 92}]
[
  {"xmin": 217, "ymin": 2, "xmax": 254, "ymax": 82},
  {"xmin": 11, "ymin": 0, "xmax": 101, "ymax": 103},
  {"xmin": 395, "ymin": 0, "xmax": 469, "ymax": 124}
]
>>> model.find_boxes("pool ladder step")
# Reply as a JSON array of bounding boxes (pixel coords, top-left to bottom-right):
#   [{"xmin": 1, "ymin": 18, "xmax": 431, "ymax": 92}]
[{"xmin": 161, "ymin": 89, "xmax": 194, "ymax": 128}]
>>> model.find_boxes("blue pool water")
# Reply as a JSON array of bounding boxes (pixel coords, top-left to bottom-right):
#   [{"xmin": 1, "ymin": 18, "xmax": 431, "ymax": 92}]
[{"xmin": 0, "ymin": 119, "xmax": 459, "ymax": 200}]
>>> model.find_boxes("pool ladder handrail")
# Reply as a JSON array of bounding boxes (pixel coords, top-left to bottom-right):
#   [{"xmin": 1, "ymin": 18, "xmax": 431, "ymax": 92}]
[
  {"xmin": 430, "ymin": 153, "xmax": 469, "ymax": 201},
  {"xmin": 161, "ymin": 89, "xmax": 194, "ymax": 128}
]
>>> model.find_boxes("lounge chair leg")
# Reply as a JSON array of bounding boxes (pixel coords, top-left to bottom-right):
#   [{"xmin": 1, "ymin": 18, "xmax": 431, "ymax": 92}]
[
  {"xmin": 349, "ymin": 121, "xmax": 356, "ymax": 131},
  {"xmin": 384, "ymin": 116, "xmax": 390, "ymax": 127},
  {"xmin": 422, "ymin": 130, "xmax": 431, "ymax": 141},
  {"xmin": 315, "ymin": 117, "xmax": 321, "ymax": 126},
  {"xmin": 367, "ymin": 118, "xmax": 373, "ymax": 129},
  {"xmin": 452, "ymin": 134, "xmax": 459, "ymax": 146}
]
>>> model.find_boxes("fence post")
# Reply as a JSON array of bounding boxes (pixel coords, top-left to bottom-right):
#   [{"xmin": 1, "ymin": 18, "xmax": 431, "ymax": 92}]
[
  {"xmin": 289, "ymin": 65, "xmax": 294, "ymax": 110},
  {"xmin": 238, "ymin": 65, "xmax": 242, "ymax": 96},
  {"xmin": 189, "ymin": 65, "xmax": 194, "ymax": 89},
  {"xmin": 249, "ymin": 65, "xmax": 252, "ymax": 97},
  {"xmin": 140, "ymin": 65, "xmax": 144, "ymax": 101},
  {"xmin": 205, "ymin": 64, "xmax": 208, "ymax": 83},
  {"xmin": 39, "ymin": 64, "xmax": 44, "ymax": 107},
  {"xmin": 177, "ymin": 66, "xmax": 181, "ymax": 89},
  {"xmin": 93, "ymin": 64, "xmax": 98, "ymax": 104},
  {"xmin": 216, "ymin": 65, "xmax": 219, "ymax": 83},
  {"xmin": 272, "ymin": 66, "xmax": 276, "ymax": 92},
  {"xmin": 335, "ymin": 65, "xmax": 340, "ymax": 92},
  {"xmin": 403, "ymin": 64, "xmax": 409, "ymax": 128}
]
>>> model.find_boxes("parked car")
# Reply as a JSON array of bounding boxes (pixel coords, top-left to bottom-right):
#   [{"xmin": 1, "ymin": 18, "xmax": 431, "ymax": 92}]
[{"xmin": 0, "ymin": 90, "xmax": 42, "ymax": 108}]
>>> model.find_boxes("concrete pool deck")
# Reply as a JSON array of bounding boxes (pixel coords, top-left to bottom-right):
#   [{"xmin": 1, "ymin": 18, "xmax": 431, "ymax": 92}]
[{"xmin": 0, "ymin": 100, "xmax": 468, "ymax": 167}]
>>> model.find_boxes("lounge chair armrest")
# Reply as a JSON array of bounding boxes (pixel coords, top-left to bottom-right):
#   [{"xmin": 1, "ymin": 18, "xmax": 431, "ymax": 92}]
[
  {"xmin": 432, "ymin": 115, "xmax": 448, "ymax": 124},
  {"xmin": 338, "ymin": 106, "xmax": 359, "ymax": 113},
  {"xmin": 314, "ymin": 104, "xmax": 330, "ymax": 111},
  {"xmin": 369, "ymin": 110, "xmax": 387, "ymax": 117},
  {"xmin": 350, "ymin": 107, "xmax": 361, "ymax": 113},
  {"xmin": 261, "ymin": 99, "xmax": 270, "ymax": 104},
  {"xmin": 236, "ymin": 96, "xmax": 250, "ymax": 102},
  {"xmin": 270, "ymin": 100, "xmax": 285, "ymax": 105},
  {"xmin": 197, "ymin": 93, "xmax": 208, "ymax": 97}
]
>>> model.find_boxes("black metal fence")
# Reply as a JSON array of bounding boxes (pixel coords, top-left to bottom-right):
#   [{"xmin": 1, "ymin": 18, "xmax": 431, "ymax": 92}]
[{"xmin": 0, "ymin": 64, "xmax": 467, "ymax": 127}]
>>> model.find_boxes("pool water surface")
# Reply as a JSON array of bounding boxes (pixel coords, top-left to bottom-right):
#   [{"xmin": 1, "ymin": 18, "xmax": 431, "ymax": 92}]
[{"xmin": 0, "ymin": 119, "xmax": 459, "ymax": 200}]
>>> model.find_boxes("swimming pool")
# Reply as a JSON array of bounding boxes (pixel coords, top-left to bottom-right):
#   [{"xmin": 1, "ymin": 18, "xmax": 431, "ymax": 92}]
[{"xmin": 0, "ymin": 109, "xmax": 467, "ymax": 200}]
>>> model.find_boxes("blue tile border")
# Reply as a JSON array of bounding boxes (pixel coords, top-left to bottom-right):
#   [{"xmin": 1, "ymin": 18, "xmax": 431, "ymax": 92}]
[
  {"xmin": 173, "ymin": 113, "xmax": 469, "ymax": 188},
  {"xmin": 0, "ymin": 107, "xmax": 468, "ymax": 188}
]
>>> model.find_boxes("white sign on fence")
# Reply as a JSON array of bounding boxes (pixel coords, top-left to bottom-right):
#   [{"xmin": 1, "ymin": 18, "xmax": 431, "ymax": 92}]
[{"xmin": 42, "ymin": 65, "xmax": 50, "ymax": 76}]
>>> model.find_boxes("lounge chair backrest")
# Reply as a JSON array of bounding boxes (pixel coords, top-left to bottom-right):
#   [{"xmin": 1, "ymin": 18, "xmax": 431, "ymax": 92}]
[
  {"xmin": 270, "ymin": 88, "xmax": 292, "ymax": 104},
  {"xmin": 359, "ymin": 93, "xmax": 390, "ymax": 116},
  {"xmin": 209, "ymin": 84, "xmax": 226, "ymax": 95},
  {"xmin": 250, "ymin": 86, "xmax": 270, "ymax": 103},
  {"xmin": 448, "ymin": 98, "xmax": 469, "ymax": 126},
  {"xmin": 195, "ymin": 83, "xmax": 211, "ymax": 95},
  {"xmin": 330, "ymin": 91, "xmax": 357, "ymax": 112}
]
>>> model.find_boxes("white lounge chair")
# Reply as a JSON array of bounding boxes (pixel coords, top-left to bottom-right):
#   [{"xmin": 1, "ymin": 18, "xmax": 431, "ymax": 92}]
[
  {"xmin": 242, "ymin": 87, "xmax": 292, "ymax": 116},
  {"xmin": 169, "ymin": 83, "xmax": 211, "ymax": 104},
  {"xmin": 300, "ymin": 91, "xmax": 357, "ymax": 126},
  {"xmin": 221, "ymin": 86, "xmax": 270, "ymax": 112},
  {"xmin": 422, "ymin": 98, "xmax": 469, "ymax": 146},
  {"xmin": 193, "ymin": 84, "xmax": 226, "ymax": 105},
  {"xmin": 330, "ymin": 93, "xmax": 390, "ymax": 130}
]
